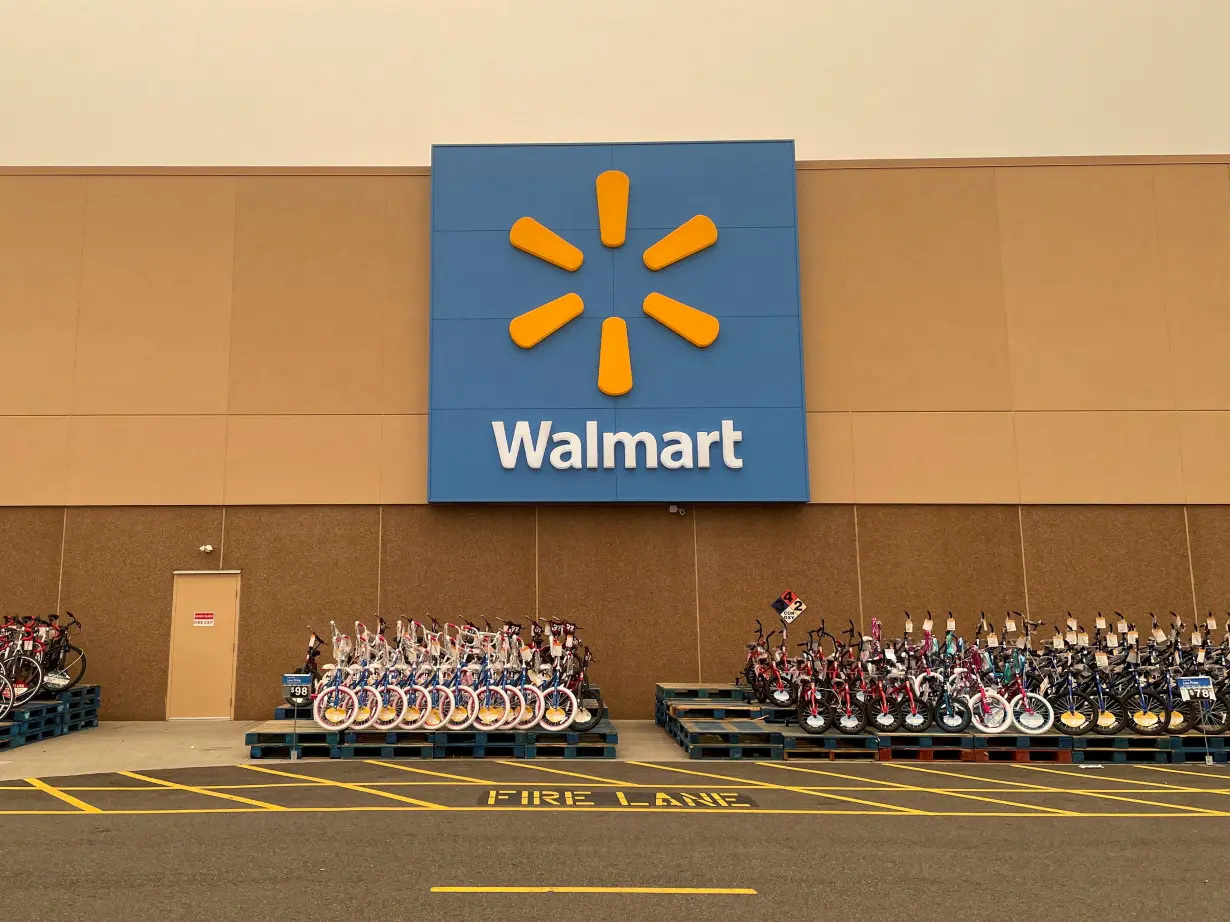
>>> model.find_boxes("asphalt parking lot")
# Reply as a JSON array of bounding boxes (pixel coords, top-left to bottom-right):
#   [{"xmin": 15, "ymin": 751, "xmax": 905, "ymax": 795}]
[{"xmin": 3, "ymin": 759, "xmax": 1228, "ymax": 921}]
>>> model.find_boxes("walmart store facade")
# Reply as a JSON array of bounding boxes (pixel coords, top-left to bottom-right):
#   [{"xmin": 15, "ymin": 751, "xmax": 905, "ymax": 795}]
[{"xmin": 2, "ymin": 4, "xmax": 1229, "ymax": 719}]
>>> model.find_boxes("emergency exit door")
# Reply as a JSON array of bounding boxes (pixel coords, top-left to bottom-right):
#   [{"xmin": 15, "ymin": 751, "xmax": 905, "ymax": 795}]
[{"xmin": 166, "ymin": 571, "xmax": 241, "ymax": 718}]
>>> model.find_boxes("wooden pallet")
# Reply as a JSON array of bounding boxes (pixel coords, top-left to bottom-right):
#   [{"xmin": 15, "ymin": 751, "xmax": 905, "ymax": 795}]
[
  {"xmin": 1069, "ymin": 735, "xmax": 1170, "ymax": 751},
  {"xmin": 786, "ymin": 747, "xmax": 878, "ymax": 761},
  {"xmin": 665, "ymin": 701, "xmax": 763, "ymax": 721},
  {"xmin": 522, "ymin": 718, "xmax": 618, "ymax": 746},
  {"xmin": 688, "ymin": 744, "xmax": 783, "ymax": 760},
  {"xmin": 249, "ymin": 743, "xmax": 332, "ymax": 759},
  {"xmin": 1070, "ymin": 749, "xmax": 1168, "ymax": 763},
  {"xmin": 876, "ymin": 747, "xmax": 974, "ymax": 762},
  {"xmin": 670, "ymin": 718, "xmax": 783, "ymax": 747},
  {"xmin": 332, "ymin": 744, "xmax": 436, "ymax": 759},
  {"xmin": 245, "ymin": 721, "xmax": 340, "ymax": 746},
  {"xmin": 781, "ymin": 729, "xmax": 878, "ymax": 752},
  {"xmin": 521, "ymin": 743, "xmax": 617, "ymax": 759},
  {"xmin": 979, "ymin": 748, "xmax": 1074, "ymax": 763},
  {"xmin": 655, "ymin": 683, "xmax": 749, "ymax": 702}
]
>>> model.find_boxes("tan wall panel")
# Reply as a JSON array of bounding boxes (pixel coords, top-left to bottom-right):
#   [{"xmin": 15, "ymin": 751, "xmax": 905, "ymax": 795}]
[
  {"xmin": 67, "ymin": 416, "xmax": 227, "ymax": 505},
  {"xmin": 851, "ymin": 412, "xmax": 1018, "ymax": 503},
  {"xmin": 0, "ymin": 416, "xmax": 70, "ymax": 506},
  {"xmin": 60, "ymin": 507, "xmax": 224, "ymax": 719},
  {"xmin": 383, "ymin": 177, "xmax": 431, "ymax": 414},
  {"xmin": 73, "ymin": 177, "xmax": 235, "ymax": 414},
  {"xmin": 1020, "ymin": 506, "xmax": 1192, "ymax": 624},
  {"xmin": 997, "ymin": 166, "xmax": 1172, "ymax": 410},
  {"xmin": 807, "ymin": 412, "xmax": 854, "ymax": 502},
  {"xmin": 380, "ymin": 414, "xmax": 427, "ymax": 504},
  {"xmin": 0, "ymin": 508, "xmax": 64, "ymax": 616},
  {"xmin": 1185, "ymin": 506, "xmax": 1230, "ymax": 616},
  {"xmin": 696, "ymin": 505, "xmax": 858, "ymax": 683},
  {"xmin": 225, "ymin": 506, "xmax": 379, "ymax": 720},
  {"xmin": 1178, "ymin": 412, "xmax": 1230, "ymax": 504},
  {"xmin": 224, "ymin": 415, "xmax": 382, "ymax": 505},
  {"xmin": 0, "ymin": 177, "xmax": 85, "ymax": 415},
  {"xmin": 537, "ymin": 507, "xmax": 697, "ymax": 718},
  {"xmin": 797, "ymin": 171, "xmax": 855, "ymax": 411},
  {"xmin": 228, "ymin": 177, "xmax": 389, "ymax": 414},
  {"xmin": 1015, "ymin": 411, "xmax": 1184, "ymax": 504},
  {"xmin": 806, "ymin": 168, "xmax": 1012, "ymax": 410},
  {"xmin": 1154, "ymin": 165, "xmax": 1230, "ymax": 410},
  {"xmin": 380, "ymin": 505, "xmax": 535, "ymax": 620},
  {"xmin": 856, "ymin": 505, "xmax": 1026, "ymax": 638}
]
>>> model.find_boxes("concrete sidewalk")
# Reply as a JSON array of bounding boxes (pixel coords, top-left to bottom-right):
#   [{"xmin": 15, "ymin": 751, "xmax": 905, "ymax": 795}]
[{"xmin": 0, "ymin": 718, "xmax": 685, "ymax": 779}]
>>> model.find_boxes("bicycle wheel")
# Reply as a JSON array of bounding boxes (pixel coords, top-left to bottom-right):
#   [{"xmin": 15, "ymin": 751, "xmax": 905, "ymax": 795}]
[
  {"xmin": 1090, "ymin": 693, "xmax": 1128, "ymax": 735},
  {"xmin": 795, "ymin": 685, "xmax": 833, "ymax": 735},
  {"xmin": 498, "ymin": 686, "xmax": 527, "ymax": 729},
  {"xmin": 1124, "ymin": 691, "xmax": 1169, "ymax": 735},
  {"xmin": 10, "ymin": 656, "xmax": 43, "ymax": 705},
  {"xmin": 969, "ymin": 691, "xmax": 1012, "ymax": 734},
  {"xmin": 866, "ymin": 695, "xmax": 903, "ymax": 732},
  {"xmin": 1050, "ymin": 692, "xmax": 1096, "ymax": 735},
  {"xmin": 312, "ymin": 685, "xmax": 359, "ymax": 730},
  {"xmin": 422, "ymin": 685, "xmax": 456, "ymax": 730},
  {"xmin": 833, "ymin": 695, "xmax": 867, "ymax": 734},
  {"xmin": 1010, "ymin": 692, "xmax": 1054, "ymax": 734},
  {"xmin": 515, "ymin": 685, "xmax": 547, "ymax": 729},
  {"xmin": 933, "ymin": 696, "xmax": 972, "ymax": 733},
  {"xmin": 571, "ymin": 684, "xmax": 604, "ymax": 732},
  {"xmin": 765, "ymin": 676, "xmax": 797, "ymax": 710},
  {"xmin": 472, "ymin": 686, "xmax": 511, "ymax": 731},
  {"xmin": 1167, "ymin": 699, "xmax": 1198, "ymax": 734},
  {"xmin": 0, "ymin": 674, "xmax": 13, "ymax": 721},
  {"xmin": 351, "ymin": 686, "xmax": 382, "ymax": 730},
  {"xmin": 400, "ymin": 685, "xmax": 432, "ymax": 729},
  {"xmin": 1195, "ymin": 693, "xmax": 1230, "ymax": 735},
  {"xmin": 898, "ymin": 696, "xmax": 933, "ymax": 732},
  {"xmin": 41, "ymin": 645, "xmax": 87, "ymax": 693},
  {"xmin": 539, "ymin": 686, "xmax": 578, "ymax": 731},
  {"xmin": 445, "ymin": 685, "xmax": 479, "ymax": 730},
  {"xmin": 371, "ymin": 685, "xmax": 408, "ymax": 731}
]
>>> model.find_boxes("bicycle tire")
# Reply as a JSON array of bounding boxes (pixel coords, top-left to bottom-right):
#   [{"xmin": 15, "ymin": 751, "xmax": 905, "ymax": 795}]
[
  {"xmin": 833, "ymin": 695, "xmax": 868, "ymax": 734},
  {"xmin": 795, "ymin": 685, "xmax": 833, "ymax": 735},
  {"xmin": 898, "ymin": 696, "xmax": 933, "ymax": 732},
  {"xmin": 445, "ymin": 685, "xmax": 479, "ymax": 730},
  {"xmin": 570, "ymin": 685, "xmax": 604, "ymax": 732},
  {"xmin": 9, "ymin": 656, "xmax": 43, "ymax": 706},
  {"xmin": 1009, "ymin": 692, "xmax": 1054, "ymax": 734},
  {"xmin": 472, "ymin": 686, "xmax": 511, "ymax": 730},
  {"xmin": 400, "ymin": 685, "xmax": 432, "ymax": 729},
  {"xmin": 0, "ymin": 674, "xmax": 13, "ymax": 721},
  {"xmin": 933, "ymin": 696, "xmax": 973, "ymax": 733},
  {"xmin": 516, "ymin": 685, "xmax": 547, "ymax": 729},
  {"xmin": 371, "ymin": 685, "xmax": 408, "ymax": 731},
  {"xmin": 1123, "ymin": 691, "xmax": 1169, "ymax": 735},
  {"xmin": 866, "ymin": 695, "xmax": 904, "ymax": 733},
  {"xmin": 1049, "ymin": 691, "xmax": 1096, "ymax": 735},
  {"xmin": 422, "ymin": 685, "xmax": 456, "ymax": 730},
  {"xmin": 312, "ymin": 685, "xmax": 359, "ymax": 730},
  {"xmin": 539, "ymin": 686, "xmax": 578, "ymax": 731},
  {"xmin": 42, "ymin": 645, "xmax": 87, "ymax": 693},
  {"xmin": 1089, "ymin": 693, "xmax": 1128, "ymax": 735}
]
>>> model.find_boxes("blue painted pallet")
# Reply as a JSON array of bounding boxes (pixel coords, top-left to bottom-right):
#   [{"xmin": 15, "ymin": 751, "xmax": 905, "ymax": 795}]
[
  {"xmin": 249, "ymin": 744, "xmax": 332, "ymax": 759},
  {"xmin": 1168, "ymin": 735, "xmax": 1228, "ymax": 751},
  {"xmin": 875, "ymin": 734, "xmax": 973, "ymax": 749},
  {"xmin": 332, "ymin": 744, "xmax": 437, "ymax": 759},
  {"xmin": 1170, "ymin": 748, "xmax": 1230, "ymax": 763},
  {"xmin": 664, "ymin": 702, "xmax": 763, "ymax": 721},
  {"xmin": 245, "ymin": 722, "xmax": 340, "ymax": 746},
  {"xmin": 522, "ymin": 718, "xmax": 618, "ymax": 746},
  {"xmin": 979, "ymin": 735, "xmax": 1079, "ymax": 749},
  {"xmin": 1070, "ymin": 749, "xmax": 1169, "ymax": 763},
  {"xmin": 783, "ymin": 731, "xmax": 878, "ymax": 751},
  {"xmin": 1069, "ymin": 735, "xmax": 1170, "ymax": 751},
  {"xmin": 521, "ymin": 743, "xmax": 616, "ymax": 759},
  {"xmin": 274, "ymin": 705, "xmax": 314, "ymax": 720},
  {"xmin": 60, "ymin": 715, "xmax": 99, "ymax": 733},
  {"xmin": 431, "ymin": 743, "xmax": 522, "ymax": 758},
  {"xmin": 688, "ymin": 744, "xmax": 783, "ymax": 760},
  {"xmin": 46, "ymin": 685, "xmax": 101, "ymax": 705},
  {"xmin": 17, "ymin": 724, "xmax": 63, "ymax": 744},
  {"xmin": 428, "ymin": 729, "xmax": 519, "ymax": 746},
  {"xmin": 655, "ymin": 683, "xmax": 750, "ymax": 702}
]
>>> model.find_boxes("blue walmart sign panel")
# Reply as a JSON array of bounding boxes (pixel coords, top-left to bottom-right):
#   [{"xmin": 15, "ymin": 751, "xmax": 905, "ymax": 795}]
[{"xmin": 428, "ymin": 140, "xmax": 809, "ymax": 502}]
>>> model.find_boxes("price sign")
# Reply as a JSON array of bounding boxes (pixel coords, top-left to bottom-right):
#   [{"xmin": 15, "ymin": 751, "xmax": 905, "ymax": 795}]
[
  {"xmin": 1116, "ymin": 620, "xmax": 1128, "ymax": 634},
  {"xmin": 1177, "ymin": 676, "xmax": 1215, "ymax": 702},
  {"xmin": 1126, "ymin": 630, "xmax": 1139, "ymax": 645},
  {"xmin": 922, "ymin": 617, "xmax": 934, "ymax": 633},
  {"xmin": 1106, "ymin": 633, "xmax": 1119, "ymax": 649},
  {"xmin": 987, "ymin": 633, "xmax": 999, "ymax": 648},
  {"xmin": 1208, "ymin": 616, "xmax": 1219, "ymax": 632},
  {"xmin": 903, "ymin": 618, "xmax": 914, "ymax": 634},
  {"xmin": 1005, "ymin": 618, "xmax": 1017, "ymax": 633},
  {"xmin": 1153, "ymin": 628, "xmax": 1167, "ymax": 643},
  {"xmin": 946, "ymin": 617, "xmax": 956, "ymax": 632},
  {"xmin": 1053, "ymin": 633, "xmax": 1066, "ymax": 649},
  {"xmin": 1067, "ymin": 617, "xmax": 1078, "ymax": 631},
  {"xmin": 1076, "ymin": 632, "xmax": 1089, "ymax": 647},
  {"xmin": 1065, "ymin": 630, "xmax": 1078, "ymax": 646},
  {"xmin": 282, "ymin": 673, "xmax": 313, "ymax": 701},
  {"xmin": 1095, "ymin": 651, "xmax": 1109, "ymax": 668},
  {"xmin": 1095, "ymin": 617, "xmax": 1107, "ymax": 631},
  {"xmin": 1192, "ymin": 631, "xmax": 1204, "ymax": 647}
]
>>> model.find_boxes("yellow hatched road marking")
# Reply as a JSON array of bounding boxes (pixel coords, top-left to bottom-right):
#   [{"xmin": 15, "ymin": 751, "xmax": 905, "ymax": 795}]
[
  {"xmin": 1013, "ymin": 764, "xmax": 1208, "ymax": 792},
  {"xmin": 240, "ymin": 764, "xmax": 448, "ymax": 809},
  {"xmin": 1010, "ymin": 765, "xmax": 1229, "ymax": 815},
  {"xmin": 758, "ymin": 762, "xmax": 1076, "ymax": 816},
  {"xmin": 1135, "ymin": 765, "xmax": 1230, "ymax": 783},
  {"xmin": 887, "ymin": 764, "xmax": 1045, "ymax": 788},
  {"xmin": 364, "ymin": 761, "xmax": 493, "ymax": 784},
  {"xmin": 25, "ymin": 778, "xmax": 100, "ymax": 813},
  {"xmin": 119, "ymin": 771, "xmax": 286, "ymax": 810},
  {"xmin": 431, "ymin": 886, "xmax": 756, "ymax": 895},
  {"xmin": 495, "ymin": 761, "xmax": 632, "ymax": 786},
  {"xmin": 624, "ymin": 761, "xmax": 922, "ymax": 814}
]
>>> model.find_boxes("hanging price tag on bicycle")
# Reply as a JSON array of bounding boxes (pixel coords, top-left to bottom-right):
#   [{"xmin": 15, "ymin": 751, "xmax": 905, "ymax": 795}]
[
  {"xmin": 1177, "ymin": 675, "xmax": 1214, "ymax": 701},
  {"xmin": 771, "ymin": 590, "xmax": 806, "ymax": 624}
]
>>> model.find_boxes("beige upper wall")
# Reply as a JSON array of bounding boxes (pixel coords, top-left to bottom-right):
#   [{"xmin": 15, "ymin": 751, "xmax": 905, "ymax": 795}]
[
  {"xmin": 1, "ymin": 160, "xmax": 1229, "ymax": 505},
  {"xmin": 0, "ymin": 1, "xmax": 1227, "ymax": 165}
]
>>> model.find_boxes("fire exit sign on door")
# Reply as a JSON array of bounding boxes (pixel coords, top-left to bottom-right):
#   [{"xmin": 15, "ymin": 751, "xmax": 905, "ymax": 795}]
[{"xmin": 193, "ymin": 612, "xmax": 215, "ymax": 627}]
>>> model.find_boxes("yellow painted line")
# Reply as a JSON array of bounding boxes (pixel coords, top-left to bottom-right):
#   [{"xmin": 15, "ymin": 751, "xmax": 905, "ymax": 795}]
[
  {"xmin": 495, "ymin": 760, "xmax": 632, "ymax": 786},
  {"xmin": 758, "ymin": 762, "xmax": 1076, "ymax": 816},
  {"xmin": 431, "ymin": 886, "xmax": 756, "ymax": 895},
  {"xmin": 886, "ymin": 764, "xmax": 1044, "ymax": 789},
  {"xmin": 58, "ymin": 786, "xmax": 175, "ymax": 792},
  {"xmin": 1013, "ymin": 764, "xmax": 1208, "ymax": 793},
  {"xmin": 625, "ymin": 761, "xmax": 922, "ymax": 814},
  {"xmin": 364, "ymin": 761, "xmax": 493, "ymax": 784},
  {"xmin": 25, "ymin": 778, "xmax": 100, "ymax": 813},
  {"xmin": 1011, "ymin": 766, "xmax": 1229, "ymax": 816},
  {"xmin": 240, "ymin": 764, "xmax": 447, "ymax": 809},
  {"xmin": 119, "ymin": 771, "xmax": 286, "ymax": 810},
  {"xmin": 1135, "ymin": 765, "xmax": 1230, "ymax": 782}
]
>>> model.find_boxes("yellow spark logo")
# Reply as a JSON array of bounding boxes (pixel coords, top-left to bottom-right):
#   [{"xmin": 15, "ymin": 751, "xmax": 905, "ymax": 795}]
[{"xmin": 507, "ymin": 170, "xmax": 720, "ymax": 396}]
